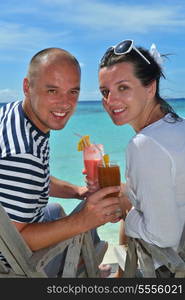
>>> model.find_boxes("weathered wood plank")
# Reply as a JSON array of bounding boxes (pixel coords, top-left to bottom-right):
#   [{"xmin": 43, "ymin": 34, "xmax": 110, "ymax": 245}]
[{"xmin": 0, "ymin": 202, "xmax": 107, "ymax": 278}]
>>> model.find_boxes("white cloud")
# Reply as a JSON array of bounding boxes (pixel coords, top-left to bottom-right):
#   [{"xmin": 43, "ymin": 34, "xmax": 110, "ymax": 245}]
[
  {"xmin": 0, "ymin": 89, "xmax": 22, "ymax": 102},
  {"xmin": 41, "ymin": 0, "xmax": 185, "ymax": 33},
  {"xmin": 0, "ymin": 21, "xmax": 70, "ymax": 51},
  {"xmin": 0, "ymin": 1, "xmax": 184, "ymax": 55}
]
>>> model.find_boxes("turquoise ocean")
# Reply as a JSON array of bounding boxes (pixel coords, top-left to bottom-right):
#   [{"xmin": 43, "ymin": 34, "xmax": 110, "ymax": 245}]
[{"xmin": 1, "ymin": 99, "xmax": 185, "ymax": 244}]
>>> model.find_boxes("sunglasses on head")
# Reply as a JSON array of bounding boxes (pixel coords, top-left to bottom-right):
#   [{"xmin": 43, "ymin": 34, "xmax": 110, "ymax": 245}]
[{"xmin": 101, "ymin": 39, "xmax": 151, "ymax": 65}]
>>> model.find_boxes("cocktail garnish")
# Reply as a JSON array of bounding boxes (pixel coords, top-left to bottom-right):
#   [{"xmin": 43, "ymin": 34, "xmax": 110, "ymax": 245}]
[{"xmin": 77, "ymin": 135, "xmax": 91, "ymax": 151}]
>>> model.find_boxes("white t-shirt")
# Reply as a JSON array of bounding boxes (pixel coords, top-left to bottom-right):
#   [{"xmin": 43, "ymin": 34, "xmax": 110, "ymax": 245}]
[{"xmin": 125, "ymin": 114, "xmax": 185, "ymax": 263}]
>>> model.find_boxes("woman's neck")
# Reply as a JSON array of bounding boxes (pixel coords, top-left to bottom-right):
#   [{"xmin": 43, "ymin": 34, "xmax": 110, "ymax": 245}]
[{"xmin": 136, "ymin": 103, "xmax": 166, "ymax": 132}]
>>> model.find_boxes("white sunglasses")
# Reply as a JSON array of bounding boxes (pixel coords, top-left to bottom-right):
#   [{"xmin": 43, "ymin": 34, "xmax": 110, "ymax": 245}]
[{"xmin": 101, "ymin": 39, "xmax": 151, "ymax": 65}]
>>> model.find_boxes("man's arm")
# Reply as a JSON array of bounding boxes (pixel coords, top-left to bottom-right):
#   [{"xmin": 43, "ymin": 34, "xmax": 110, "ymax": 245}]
[
  {"xmin": 13, "ymin": 185, "xmax": 121, "ymax": 251},
  {"xmin": 49, "ymin": 175, "xmax": 88, "ymax": 200}
]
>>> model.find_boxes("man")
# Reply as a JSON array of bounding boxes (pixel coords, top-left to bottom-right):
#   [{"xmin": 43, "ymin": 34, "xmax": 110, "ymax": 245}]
[{"xmin": 0, "ymin": 48, "xmax": 121, "ymax": 276}]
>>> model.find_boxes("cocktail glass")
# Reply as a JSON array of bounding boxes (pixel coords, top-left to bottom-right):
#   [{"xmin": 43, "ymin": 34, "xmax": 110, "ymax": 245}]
[
  {"xmin": 97, "ymin": 161, "xmax": 121, "ymax": 198},
  {"xmin": 83, "ymin": 144, "xmax": 104, "ymax": 183}
]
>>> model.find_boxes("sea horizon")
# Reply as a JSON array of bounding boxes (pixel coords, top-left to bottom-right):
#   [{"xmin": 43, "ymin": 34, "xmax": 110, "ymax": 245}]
[{"xmin": 0, "ymin": 97, "xmax": 185, "ymax": 107}]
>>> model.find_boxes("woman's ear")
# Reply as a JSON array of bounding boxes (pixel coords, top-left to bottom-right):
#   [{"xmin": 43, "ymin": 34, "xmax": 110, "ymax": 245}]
[{"xmin": 147, "ymin": 80, "xmax": 156, "ymax": 99}]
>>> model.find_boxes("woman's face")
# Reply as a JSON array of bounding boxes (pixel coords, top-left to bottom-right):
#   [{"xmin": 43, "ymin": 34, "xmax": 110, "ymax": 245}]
[{"xmin": 99, "ymin": 62, "xmax": 155, "ymax": 131}]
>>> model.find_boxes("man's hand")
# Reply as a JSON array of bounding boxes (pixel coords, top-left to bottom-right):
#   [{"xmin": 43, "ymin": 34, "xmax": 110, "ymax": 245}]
[{"xmin": 81, "ymin": 186, "xmax": 122, "ymax": 229}]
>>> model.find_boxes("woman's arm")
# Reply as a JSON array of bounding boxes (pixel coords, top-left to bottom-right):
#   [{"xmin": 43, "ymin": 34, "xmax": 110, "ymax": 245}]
[
  {"xmin": 125, "ymin": 137, "xmax": 181, "ymax": 247},
  {"xmin": 49, "ymin": 175, "xmax": 88, "ymax": 200}
]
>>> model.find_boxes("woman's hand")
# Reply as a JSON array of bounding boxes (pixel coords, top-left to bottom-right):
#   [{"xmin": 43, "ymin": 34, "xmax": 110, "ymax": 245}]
[
  {"xmin": 85, "ymin": 176, "xmax": 100, "ymax": 193},
  {"xmin": 82, "ymin": 167, "xmax": 100, "ymax": 193}
]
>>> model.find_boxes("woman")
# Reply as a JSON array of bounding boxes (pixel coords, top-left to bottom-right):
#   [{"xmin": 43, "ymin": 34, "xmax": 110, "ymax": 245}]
[{"xmin": 98, "ymin": 39, "xmax": 185, "ymax": 277}]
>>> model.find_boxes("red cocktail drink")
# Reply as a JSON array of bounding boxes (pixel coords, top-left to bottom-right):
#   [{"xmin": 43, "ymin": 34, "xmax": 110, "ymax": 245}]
[{"xmin": 83, "ymin": 144, "xmax": 104, "ymax": 182}]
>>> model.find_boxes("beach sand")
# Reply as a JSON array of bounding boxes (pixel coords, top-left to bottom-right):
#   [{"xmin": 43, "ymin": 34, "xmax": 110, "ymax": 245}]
[
  {"xmin": 101, "ymin": 243, "xmax": 128, "ymax": 277},
  {"xmin": 101, "ymin": 243, "xmax": 119, "ymax": 277}
]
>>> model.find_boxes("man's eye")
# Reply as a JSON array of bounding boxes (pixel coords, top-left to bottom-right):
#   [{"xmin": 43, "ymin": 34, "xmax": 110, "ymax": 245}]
[
  {"xmin": 48, "ymin": 89, "xmax": 57, "ymax": 94},
  {"xmin": 71, "ymin": 90, "xmax": 80, "ymax": 95}
]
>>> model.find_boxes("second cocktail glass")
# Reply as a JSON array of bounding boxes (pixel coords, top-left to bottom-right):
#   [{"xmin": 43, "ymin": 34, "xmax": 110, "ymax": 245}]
[{"xmin": 97, "ymin": 161, "xmax": 121, "ymax": 197}]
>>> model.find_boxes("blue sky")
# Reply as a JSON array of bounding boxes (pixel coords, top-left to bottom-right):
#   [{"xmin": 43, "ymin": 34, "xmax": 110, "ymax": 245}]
[{"xmin": 0, "ymin": 0, "xmax": 185, "ymax": 102}]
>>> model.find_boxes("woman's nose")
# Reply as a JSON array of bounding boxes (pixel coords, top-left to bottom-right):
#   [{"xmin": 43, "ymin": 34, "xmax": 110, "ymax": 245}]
[{"xmin": 106, "ymin": 91, "xmax": 119, "ymax": 105}]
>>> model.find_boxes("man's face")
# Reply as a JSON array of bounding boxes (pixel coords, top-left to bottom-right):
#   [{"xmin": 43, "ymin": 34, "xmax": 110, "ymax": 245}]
[{"xmin": 23, "ymin": 60, "xmax": 81, "ymax": 133}]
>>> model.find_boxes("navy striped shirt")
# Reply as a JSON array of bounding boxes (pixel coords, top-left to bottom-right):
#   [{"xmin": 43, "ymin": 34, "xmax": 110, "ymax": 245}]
[{"xmin": 0, "ymin": 101, "xmax": 50, "ymax": 223}]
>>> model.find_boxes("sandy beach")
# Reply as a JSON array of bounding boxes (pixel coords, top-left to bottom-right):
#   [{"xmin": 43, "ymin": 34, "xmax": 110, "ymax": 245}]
[{"xmin": 101, "ymin": 243, "xmax": 123, "ymax": 277}]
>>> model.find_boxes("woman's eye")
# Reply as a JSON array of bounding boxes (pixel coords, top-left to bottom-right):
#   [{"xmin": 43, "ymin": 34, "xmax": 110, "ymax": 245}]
[
  {"xmin": 118, "ymin": 85, "xmax": 127, "ymax": 91},
  {"xmin": 101, "ymin": 89, "xmax": 109, "ymax": 98}
]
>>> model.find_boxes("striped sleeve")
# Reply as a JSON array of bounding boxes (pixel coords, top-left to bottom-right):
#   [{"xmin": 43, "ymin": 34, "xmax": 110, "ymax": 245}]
[
  {"xmin": 0, "ymin": 102, "xmax": 29, "ymax": 157},
  {"xmin": 0, "ymin": 153, "xmax": 46, "ymax": 223}
]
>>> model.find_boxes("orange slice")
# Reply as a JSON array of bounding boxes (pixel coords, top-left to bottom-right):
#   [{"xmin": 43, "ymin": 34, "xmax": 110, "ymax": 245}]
[{"xmin": 77, "ymin": 135, "xmax": 91, "ymax": 151}]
